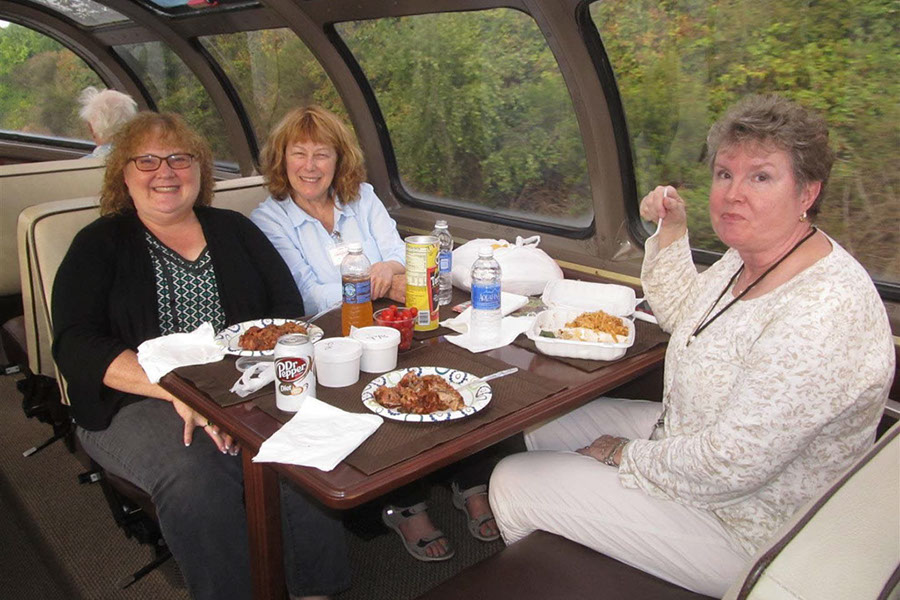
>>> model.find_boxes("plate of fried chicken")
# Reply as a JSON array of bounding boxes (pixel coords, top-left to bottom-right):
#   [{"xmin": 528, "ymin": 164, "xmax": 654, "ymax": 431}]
[
  {"xmin": 362, "ymin": 367, "xmax": 492, "ymax": 422},
  {"xmin": 214, "ymin": 318, "xmax": 324, "ymax": 357}
]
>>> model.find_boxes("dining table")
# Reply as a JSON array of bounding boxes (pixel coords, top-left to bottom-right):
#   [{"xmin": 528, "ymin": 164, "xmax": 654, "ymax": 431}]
[{"xmin": 159, "ymin": 287, "xmax": 668, "ymax": 600}]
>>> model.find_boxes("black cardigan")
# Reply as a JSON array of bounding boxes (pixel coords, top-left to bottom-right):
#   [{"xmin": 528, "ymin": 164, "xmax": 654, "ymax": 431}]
[{"xmin": 52, "ymin": 207, "xmax": 303, "ymax": 430}]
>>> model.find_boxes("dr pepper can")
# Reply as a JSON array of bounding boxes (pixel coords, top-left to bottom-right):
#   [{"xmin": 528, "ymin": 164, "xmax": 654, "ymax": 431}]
[{"xmin": 274, "ymin": 333, "xmax": 315, "ymax": 412}]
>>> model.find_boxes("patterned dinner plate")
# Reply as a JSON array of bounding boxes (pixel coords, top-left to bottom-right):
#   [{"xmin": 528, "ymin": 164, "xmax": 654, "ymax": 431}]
[
  {"xmin": 214, "ymin": 318, "xmax": 324, "ymax": 357},
  {"xmin": 361, "ymin": 366, "xmax": 492, "ymax": 423}
]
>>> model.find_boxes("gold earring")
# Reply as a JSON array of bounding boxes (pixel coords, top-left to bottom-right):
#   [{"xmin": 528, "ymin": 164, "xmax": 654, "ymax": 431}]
[{"xmin": 799, "ymin": 211, "xmax": 807, "ymax": 222}]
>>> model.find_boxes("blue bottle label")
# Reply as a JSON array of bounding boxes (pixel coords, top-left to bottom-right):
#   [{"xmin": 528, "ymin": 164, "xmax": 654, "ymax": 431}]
[
  {"xmin": 342, "ymin": 279, "xmax": 371, "ymax": 304},
  {"xmin": 439, "ymin": 250, "xmax": 452, "ymax": 274},
  {"xmin": 471, "ymin": 282, "xmax": 501, "ymax": 310}
]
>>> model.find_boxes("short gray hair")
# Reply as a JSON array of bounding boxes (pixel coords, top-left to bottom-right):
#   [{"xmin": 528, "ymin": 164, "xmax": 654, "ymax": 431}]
[
  {"xmin": 706, "ymin": 95, "xmax": 834, "ymax": 217},
  {"xmin": 78, "ymin": 86, "xmax": 138, "ymax": 143}
]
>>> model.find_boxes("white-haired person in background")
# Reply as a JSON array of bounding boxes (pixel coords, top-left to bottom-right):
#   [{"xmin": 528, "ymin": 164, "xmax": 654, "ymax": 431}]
[{"xmin": 78, "ymin": 86, "xmax": 138, "ymax": 159}]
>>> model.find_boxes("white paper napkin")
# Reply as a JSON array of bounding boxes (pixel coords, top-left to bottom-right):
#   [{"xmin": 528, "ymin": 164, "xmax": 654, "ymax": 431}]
[
  {"xmin": 137, "ymin": 323, "xmax": 225, "ymax": 383},
  {"xmin": 441, "ymin": 292, "xmax": 529, "ymax": 334},
  {"xmin": 253, "ymin": 398, "xmax": 383, "ymax": 471},
  {"xmin": 444, "ymin": 315, "xmax": 535, "ymax": 353}
]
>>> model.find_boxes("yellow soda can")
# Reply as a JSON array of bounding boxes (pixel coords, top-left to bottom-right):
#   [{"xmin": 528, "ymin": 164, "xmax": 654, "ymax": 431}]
[{"xmin": 405, "ymin": 235, "xmax": 440, "ymax": 331}]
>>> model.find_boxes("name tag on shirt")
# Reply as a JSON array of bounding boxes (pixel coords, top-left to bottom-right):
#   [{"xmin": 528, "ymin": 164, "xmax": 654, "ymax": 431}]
[{"xmin": 328, "ymin": 243, "xmax": 350, "ymax": 267}]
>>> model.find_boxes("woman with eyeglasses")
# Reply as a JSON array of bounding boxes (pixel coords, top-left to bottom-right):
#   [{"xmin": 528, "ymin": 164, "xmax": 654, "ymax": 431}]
[{"xmin": 52, "ymin": 112, "xmax": 350, "ymax": 600}]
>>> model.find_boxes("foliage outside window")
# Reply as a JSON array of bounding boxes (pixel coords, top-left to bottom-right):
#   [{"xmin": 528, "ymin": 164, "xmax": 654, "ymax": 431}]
[
  {"xmin": 200, "ymin": 29, "xmax": 349, "ymax": 152},
  {"xmin": 0, "ymin": 22, "xmax": 102, "ymax": 140},
  {"xmin": 115, "ymin": 41, "xmax": 236, "ymax": 164},
  {"xmin": 592, "ymin": 0, "xmax": 899, "ymax": 284},
  {"xmin": 337, "ymin": 10, "xmax": 593, "ymax": 229}
]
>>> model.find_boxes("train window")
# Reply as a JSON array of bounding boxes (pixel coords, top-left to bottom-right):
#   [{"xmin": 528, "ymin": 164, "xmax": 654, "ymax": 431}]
[
  {"xmin": 200, "ymin": 29, "xmax": 350, "ymax": 148},
  {"xmin": 591, "ymin": 0, "xmax": 899, "ymax": 285},
  {"xmin": 25, "ymin": 0, "xmax": 127, "ymax": 27},
  {"xmin": 336, "ymin": 10, "xmax": 594, "ymax": 231},
  {"xmin": 140, "ymin": 0, "xmax": 258, "ymax": 16},
  {"xmin": 0, "ymin": 22, "xmax": 103, "ymax": 140},
  {"xmin": 115, "ymin": 41, "xmax": 237, "ymax": 164}
]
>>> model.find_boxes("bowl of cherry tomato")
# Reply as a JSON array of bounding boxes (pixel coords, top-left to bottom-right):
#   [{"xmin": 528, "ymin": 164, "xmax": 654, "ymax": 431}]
[{"xmin": 374, "ymin": 306, "xmax": 417, "ymax": 350}]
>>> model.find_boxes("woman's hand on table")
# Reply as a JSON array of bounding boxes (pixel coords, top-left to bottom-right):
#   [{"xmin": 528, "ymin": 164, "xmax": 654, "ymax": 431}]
[
  {"xmin": 577, "ymin": 435, "xmax": 629, "ymax": 467},
  {"xmin": 639, "ymin": 185, "xmax": 688, "ymax": 249},
  {"xmin": 172, "ymin": 398, "xmax": 240, "ymax": 456},
  {"xmin": 371, "ymin": 260, "xmax": 405, "ymax": 299}
]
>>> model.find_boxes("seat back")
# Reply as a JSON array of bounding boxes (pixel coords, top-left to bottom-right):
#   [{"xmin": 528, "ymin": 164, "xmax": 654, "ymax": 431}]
[
  {"xmin": 17, "ymin": 176, "xmax": 269, "ymax": 378},
  {"xmin": 0, "ymin": 158, "xmax": 106, "ymax": 297},
  {"xmin": 724, "ymin": 421, "xmax": 900, "ymax": 600}
]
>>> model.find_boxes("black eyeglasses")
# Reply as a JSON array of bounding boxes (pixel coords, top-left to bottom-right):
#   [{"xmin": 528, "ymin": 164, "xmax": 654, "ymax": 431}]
[{"xmin": 129, "ymin": 153, "xmax": 195, "ymax": 171}]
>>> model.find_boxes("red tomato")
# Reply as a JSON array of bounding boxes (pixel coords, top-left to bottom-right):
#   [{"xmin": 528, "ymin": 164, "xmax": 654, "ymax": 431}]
[{"xmin": 409, "ymin": 307, "xmax": 418, "ymax": 317}]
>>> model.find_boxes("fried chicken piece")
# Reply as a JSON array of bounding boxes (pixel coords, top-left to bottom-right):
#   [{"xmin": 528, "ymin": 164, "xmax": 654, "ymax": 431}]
[
  {"xmin": 373, "ymin": 385, "xmax": 403, "ymax": 409},
  {"xmin": 373, "ymin": 371, "xmax": 465, "ymax": 413},
  {"xmin": 238, "ymin": 322, "xmax": 308, "ymax": 351}
]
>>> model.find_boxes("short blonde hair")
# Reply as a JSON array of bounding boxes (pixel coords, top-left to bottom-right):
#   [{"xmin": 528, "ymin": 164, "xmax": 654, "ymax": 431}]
[
  {"xmin": 100, "ymin": 112, "xmax": 214, "ymax": 216},
  {"xmin": 707, "ymin": 95, "xmax": 834, "ymax": 217},
  {"xmin": 260, "ymin": 106, "xmax": 366, "ymax": 205}
]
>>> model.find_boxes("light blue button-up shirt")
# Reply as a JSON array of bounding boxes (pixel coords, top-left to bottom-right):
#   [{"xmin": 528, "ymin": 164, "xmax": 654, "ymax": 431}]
[{"xmin": 250, "ymin": 182, "xmax": 406, "ymax": 315}]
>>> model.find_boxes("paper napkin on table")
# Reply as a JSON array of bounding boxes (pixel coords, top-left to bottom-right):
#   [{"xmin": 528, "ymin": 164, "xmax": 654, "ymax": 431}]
[
  {"xmin": 253, "ymin": 398, "xmax": 383, "ymax": 472},
  {"xmin": 137, "ymin": 322, "xmax": 225, "ymax": 383},
  {"xmin": 444, "ymin": 316, "xmax": 535, "ymax": 353},
  {"xmin": 441, "ymin": 292, "xmax": 530, "ymax": 334}
]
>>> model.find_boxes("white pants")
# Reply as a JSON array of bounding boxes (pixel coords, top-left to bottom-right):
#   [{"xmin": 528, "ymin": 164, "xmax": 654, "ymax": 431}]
[{"xmin": 489, "ymin": 398, "xmax": 750, "ymax": 598}]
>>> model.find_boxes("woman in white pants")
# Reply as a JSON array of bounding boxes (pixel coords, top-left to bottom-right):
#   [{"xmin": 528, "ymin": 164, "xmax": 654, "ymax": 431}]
[{"xmin": 489, "ymin": 95, "xmax": 895, "ymax": 598}]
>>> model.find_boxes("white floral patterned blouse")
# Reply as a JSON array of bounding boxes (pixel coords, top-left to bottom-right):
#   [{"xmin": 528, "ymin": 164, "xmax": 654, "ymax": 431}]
[{"xmin": 618, "ymin": 231, "xmax": 895, "ymax": 554}]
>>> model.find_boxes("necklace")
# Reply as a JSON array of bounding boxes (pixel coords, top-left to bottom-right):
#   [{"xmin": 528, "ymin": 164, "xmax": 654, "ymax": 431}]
[{"xmin": 686, "ymin": 226, "xmax": 817, "ymax": 346}]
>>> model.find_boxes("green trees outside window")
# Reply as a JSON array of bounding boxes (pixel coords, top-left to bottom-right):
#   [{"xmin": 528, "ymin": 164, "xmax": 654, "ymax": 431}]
[
  {"xmin": 0, "ymin": 22, "xmax": 102, "ymax": 140},
  {"xmin": 337, "ymin": 10, "xmax": 594, "ymax": 229},
  {"xmin": 592, "ymin": 0, "xmax": 899, "ymax": 283}
]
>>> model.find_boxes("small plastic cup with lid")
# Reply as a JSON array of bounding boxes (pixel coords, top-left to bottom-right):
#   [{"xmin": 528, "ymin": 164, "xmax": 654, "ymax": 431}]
[
  {"xmin": 350, "ymin": 326, "xmax": 401, "ymax": 373},
  {"xmin": 313, "ymin": 337, "xmax": 363, "ymax": 388}
]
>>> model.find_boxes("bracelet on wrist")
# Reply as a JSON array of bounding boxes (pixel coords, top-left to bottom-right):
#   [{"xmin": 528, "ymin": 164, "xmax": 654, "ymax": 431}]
[{"xmin": 602, "ymin": 438, "xmax": 629, "ymax": 467}]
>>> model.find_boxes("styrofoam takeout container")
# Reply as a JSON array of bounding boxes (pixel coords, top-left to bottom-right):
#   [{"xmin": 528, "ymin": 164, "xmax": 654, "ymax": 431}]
[
  {"xmin": 350, "ymin": 326, "xmax": 401, "ymax": 373},
  {"xmin": 314, "ymin": 337, "xmax": 363, "ymax": 387},
  {"xmin": 525, "ymin": 308, "xmax": 635, "ymax": 361},
  {"xmin": 541, "ymin": 280, "xmax": 638, "ymax": 317}
]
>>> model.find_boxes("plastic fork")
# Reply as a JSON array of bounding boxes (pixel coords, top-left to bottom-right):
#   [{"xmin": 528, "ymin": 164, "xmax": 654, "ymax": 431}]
[{"xmin": 453, "ymin": 367, "xmax": 519, "ymax": 391}]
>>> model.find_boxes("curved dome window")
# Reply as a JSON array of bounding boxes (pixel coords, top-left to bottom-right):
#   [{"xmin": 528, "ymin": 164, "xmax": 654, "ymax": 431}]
[{"xmin": 26, "ymin": 0, "xmax": 127, "ymax": 27}]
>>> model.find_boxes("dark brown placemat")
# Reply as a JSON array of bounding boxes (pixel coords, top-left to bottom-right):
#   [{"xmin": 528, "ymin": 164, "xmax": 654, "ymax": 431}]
[
  {"xmin": 513, "ymin": 319, "xmax": 670, "ymax": 372},
  {"xmin": 254, "ymin": 343, "xmax": 565, "ymax": 475},
  {"xmin": 173, "ymin": 356, "xmax": 264, "ymax": 407}
]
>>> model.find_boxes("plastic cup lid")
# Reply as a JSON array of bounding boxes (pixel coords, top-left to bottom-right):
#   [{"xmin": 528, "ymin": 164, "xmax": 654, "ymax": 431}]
[
  {"xmin": 350, "ymin": 326, "xmax": 401, "ymax": 350},
  {"xmin": 314, "ymin": 337, "xmax": 363, "ymax": 361}
]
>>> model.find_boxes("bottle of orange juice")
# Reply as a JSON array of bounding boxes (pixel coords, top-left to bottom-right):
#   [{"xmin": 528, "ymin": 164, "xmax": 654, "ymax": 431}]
[{"xmin": 340, "ymin": 241, "xmax": 373, "ymax": 335}]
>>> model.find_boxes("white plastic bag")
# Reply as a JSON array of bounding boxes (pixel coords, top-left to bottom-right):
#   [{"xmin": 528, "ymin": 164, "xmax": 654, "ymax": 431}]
[{"xmin": 451, "ymin": 236, "xmax": 563, "ymax": 296}]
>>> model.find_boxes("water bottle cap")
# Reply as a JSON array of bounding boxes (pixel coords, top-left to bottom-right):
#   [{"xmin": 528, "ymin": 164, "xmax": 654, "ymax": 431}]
[
  {"xmin": 348, "ymin": 241, "xmax": 363, "ymax": 252},
  {"xmin": 435, "ymin": 219, "xmax": 448, "ymax": 228},
  {"xmin": 478, "ymin": 245, "xmax": 494, "ymax": 257}
]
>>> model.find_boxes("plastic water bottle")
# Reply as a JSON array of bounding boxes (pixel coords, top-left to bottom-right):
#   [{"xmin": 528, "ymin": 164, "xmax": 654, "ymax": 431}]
[
  {"xmin": 432, "ymin": 219, "xmax": 453, "ymax": 305},
  {"xmin": 470, "ymin": 246, "xmax": 502, "ymax": 345},
  {"xmin": 340, "ymin": 242, "xmax": 373, "ymax": 336}
]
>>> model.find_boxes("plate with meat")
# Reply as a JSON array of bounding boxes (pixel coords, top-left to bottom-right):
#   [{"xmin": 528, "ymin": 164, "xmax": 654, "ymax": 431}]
[
  {"xmin": 214, "ymin": 318, "xmax": 325, "ymax": 357},
  {"xmin": 361, "ymin": 367, "xmax": 492, "ymax": 422}
]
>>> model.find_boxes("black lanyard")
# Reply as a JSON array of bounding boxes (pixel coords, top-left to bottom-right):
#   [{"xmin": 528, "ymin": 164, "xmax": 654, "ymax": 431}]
[{"xmin": 686, "ymin": 226, "xmax": 817, "ymax": 346}]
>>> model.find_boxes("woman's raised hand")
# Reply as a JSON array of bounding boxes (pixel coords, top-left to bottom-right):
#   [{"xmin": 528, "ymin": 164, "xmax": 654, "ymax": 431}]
[{"xmin": 639, "ymin": 185, "xmax": 688, "ymax": 248}]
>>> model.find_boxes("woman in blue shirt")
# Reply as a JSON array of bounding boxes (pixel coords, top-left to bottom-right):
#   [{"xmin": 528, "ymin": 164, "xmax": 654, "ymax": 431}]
[{"xmin": 250, "ymin": 106, "xmax": 406, "ymax": 315}]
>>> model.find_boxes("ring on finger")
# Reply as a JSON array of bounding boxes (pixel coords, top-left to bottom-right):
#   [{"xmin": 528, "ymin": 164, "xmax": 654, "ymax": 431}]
[{"xmin": 204, "ymin": 420, "xmax": 213, "ymax": 429}]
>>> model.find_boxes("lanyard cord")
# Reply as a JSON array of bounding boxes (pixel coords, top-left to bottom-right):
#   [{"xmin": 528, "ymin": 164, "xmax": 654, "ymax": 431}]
[{"xmin": 686, "ymin": 226, "xmax": 817, "ymax": 346}]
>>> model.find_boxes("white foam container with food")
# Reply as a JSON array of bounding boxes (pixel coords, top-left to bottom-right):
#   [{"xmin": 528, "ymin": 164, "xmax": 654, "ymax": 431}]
[
  {"xmin": 350, "ymin": 326, "xmax": 400, "ymax": 373},
  {"xmin": 525, "ymin": 308, "xmax": 635, "ymax": 360},
  {"xmin": 314, "ymin": 337, "xmax": 363, "ymax": 387},
  {"xmin": 540, "ymin": 280, "xmax": 638, "ymax": 316}
]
